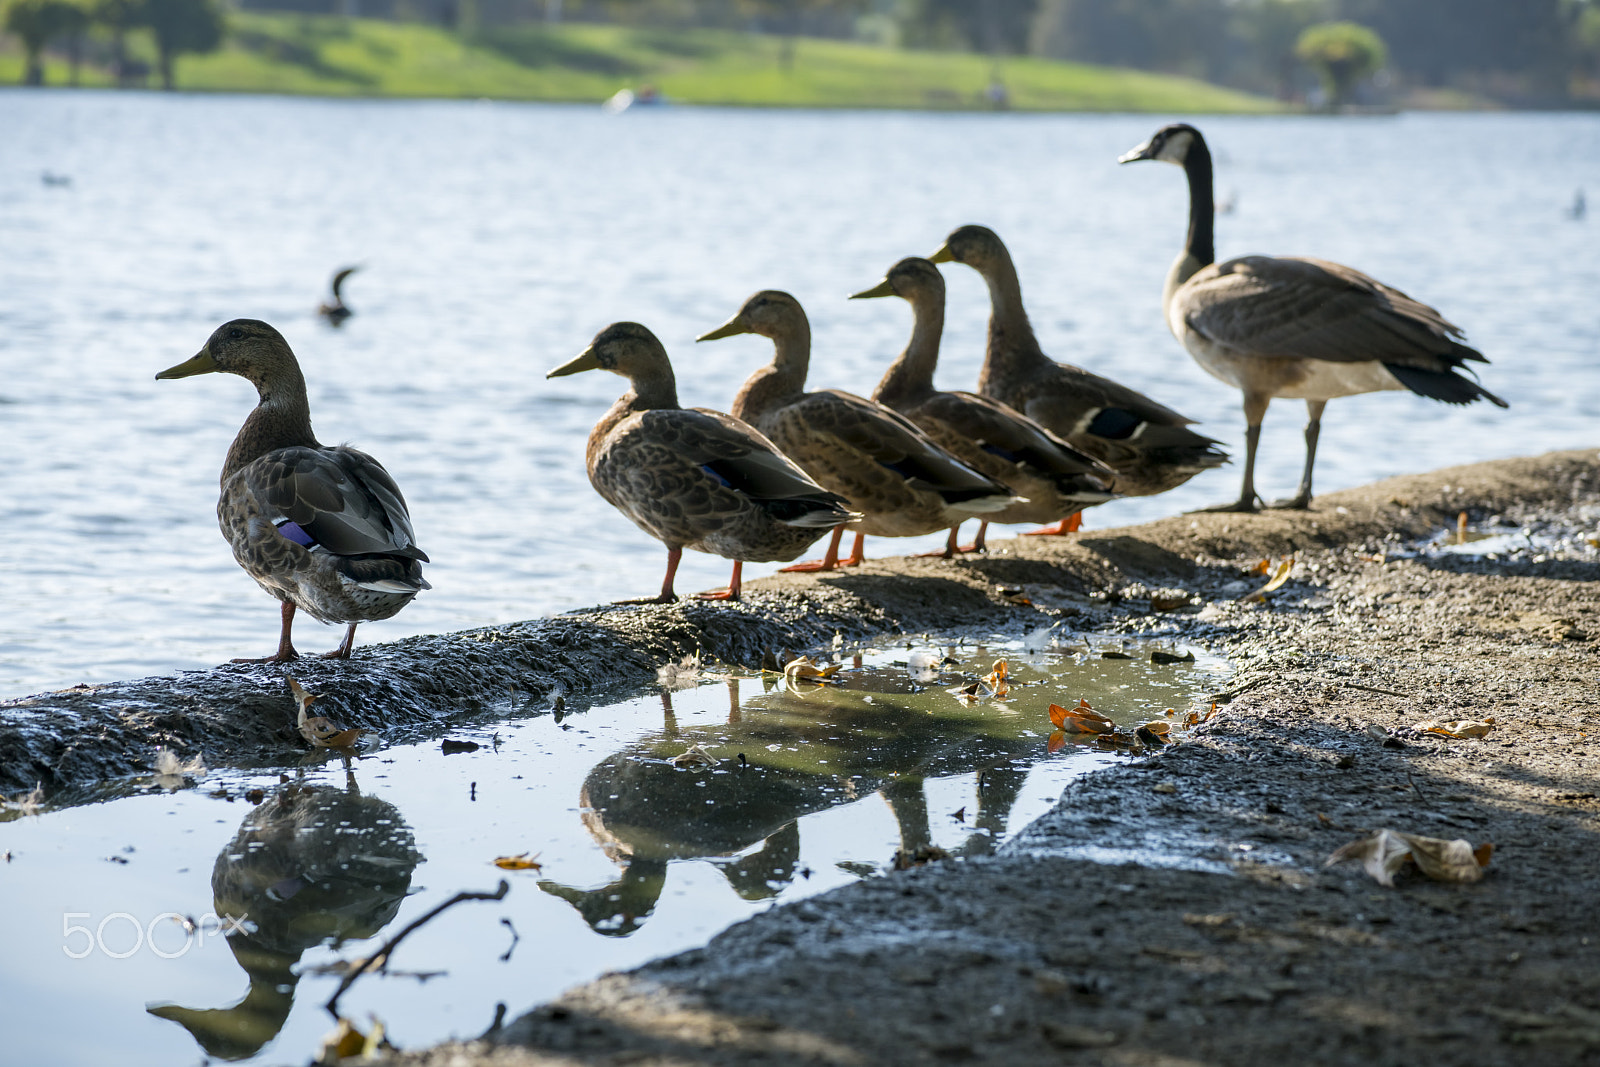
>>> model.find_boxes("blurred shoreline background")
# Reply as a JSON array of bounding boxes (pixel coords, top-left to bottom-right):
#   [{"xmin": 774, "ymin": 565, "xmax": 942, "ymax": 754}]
[{"xmin": 3, "ymin": 0, "xmax": 1599, "ymax": 111}]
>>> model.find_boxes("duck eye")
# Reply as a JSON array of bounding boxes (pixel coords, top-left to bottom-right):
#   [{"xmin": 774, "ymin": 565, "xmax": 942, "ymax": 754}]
[{"xmin": 227, "ymin": 328, "xmax": 244, "ymax": 340}]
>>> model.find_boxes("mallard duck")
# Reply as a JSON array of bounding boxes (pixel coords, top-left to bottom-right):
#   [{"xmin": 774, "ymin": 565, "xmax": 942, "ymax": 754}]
[
  {"xmin": 852, "ymin": 257, "xmax": 1116, "ymax": 555},
  {"xmin": 698, "ymin": 290, "xmax": 1017, "ymax": 571},
  {"xmin": 317, "ymin": 266, "xmax": 358, "ymax": 327},
  {"xmin": 156, "ymin": 320, "xmax": 429, "ymax": 661},
  {"xmin": 547, "ymin": 322, "xmax": 855, "ymax": 602},
  {"xmin": 930, "ymin": 224, "xmax": 1227, "ymax": 528},
  {"xmin": 1119, "ymin": 123, "xmax": 1507, "ymax": 512}
]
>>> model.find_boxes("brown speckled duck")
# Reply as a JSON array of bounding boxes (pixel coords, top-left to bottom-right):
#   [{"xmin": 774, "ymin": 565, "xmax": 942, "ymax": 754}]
[
  {"xmin": 852, "ymin": 256, "xmax": 1116, "ymax": 555},
  {"xmin": 698, "ymin": 290, "xmax": 1017, "ymax": 571},
  {"xmin": 156, "ymin": 319, "xmax": 429, "ymax": 661},
  {"xmin": 547, "ymin": 322, "xmax": 855, "ymax": 602},
  {"xmin": 930, "ymin": 225, "xmax": 1227, "ymax": 527},
  {"xmin": 1119, "ymin": 123, "xmax": 1506, "ymax": 512}
]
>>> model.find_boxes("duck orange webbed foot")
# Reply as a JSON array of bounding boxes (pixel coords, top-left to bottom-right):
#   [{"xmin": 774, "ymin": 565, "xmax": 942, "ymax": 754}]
[{"xmin": 1023, "ymin": 512, "xmax": 1083, "ymax": 536}]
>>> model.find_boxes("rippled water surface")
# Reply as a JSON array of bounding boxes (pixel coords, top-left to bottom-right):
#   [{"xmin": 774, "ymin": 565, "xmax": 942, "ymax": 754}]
[
  {"xmin": 0, "ymin": 640, "xmax": 1226, "ymax": 1066},
  {"xmin": 2, "ymin": 96, "xmax": 1597, "ymax": 694}
]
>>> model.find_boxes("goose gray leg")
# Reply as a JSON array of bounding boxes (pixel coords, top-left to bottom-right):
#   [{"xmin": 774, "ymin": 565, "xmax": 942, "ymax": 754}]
[
  {"xmin": 1267, "ymin": 399, "xmax": 1325, "ymax": 510},
  {"xmin": 1196, "ymin": 393, "xmax": 1267, "ymax": 513}
]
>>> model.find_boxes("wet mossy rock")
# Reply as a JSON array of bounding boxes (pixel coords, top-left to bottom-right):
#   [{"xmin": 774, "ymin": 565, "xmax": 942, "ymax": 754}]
[{"xmin": 2, "ymin": 449, "xmax": 1595, "ymax": 797}]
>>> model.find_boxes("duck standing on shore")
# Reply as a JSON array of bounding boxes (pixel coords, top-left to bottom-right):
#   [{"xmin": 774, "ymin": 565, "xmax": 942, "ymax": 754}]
[
  {"xmin": 156, "ymin": 320, "xmax": 430, "ymax": 661},
  {"xmin": 929, "ymin": 225, "xmax": 1227, "ymax": 531},
  {"xmin": 548, "ymin": 321, "xmax": 855, "ymax": 602},
  {"xmin": 1119, "ymin": 123, "xmax": 1507, "ymax": 512},
  {"xmin": 698, "ymin": 290, "xmax": 1017, "ymax": 571},
  {"xmin": 852, "ymin": 256, "xmax": 1116, "ymax": 555}
]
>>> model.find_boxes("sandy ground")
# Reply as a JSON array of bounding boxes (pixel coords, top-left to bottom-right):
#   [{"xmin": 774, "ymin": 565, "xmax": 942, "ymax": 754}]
[{"xmin": 378, "ymin": 448, "xmax": 1600, "ymax": 1067}]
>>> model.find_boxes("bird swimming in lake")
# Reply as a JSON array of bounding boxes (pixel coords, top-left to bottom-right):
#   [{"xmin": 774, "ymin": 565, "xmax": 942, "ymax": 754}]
[
  {"xmin": 929, "ymin": 224, "xmax": 1227, "ymax": 530},
  {"xmin": 156, "ymin": 319, "xmax": 429, "ymax": 661},
  {"xmin": 547, "ymin": 321, "xmax": 856, "ymax": 602},
  {"xmin": 1119, "ymin": 122, "xmax": 1507, "ymax": 512},
  {"xmin": 698, "ymin": 290, "xmax": 1018, "ymax": 571},
  {"xmin": 318, "ymin": 266, "xmax": 359, "ymax": 327},
  {"xmin": 852, "ymin": 256, "xmax": 1116, "ymax": 556}
]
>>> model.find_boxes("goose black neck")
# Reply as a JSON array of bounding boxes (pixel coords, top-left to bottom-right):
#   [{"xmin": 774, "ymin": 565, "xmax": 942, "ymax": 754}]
[{"xmin": 1183, "ymin": 135, "xmax": 1216, "ymax": 268}]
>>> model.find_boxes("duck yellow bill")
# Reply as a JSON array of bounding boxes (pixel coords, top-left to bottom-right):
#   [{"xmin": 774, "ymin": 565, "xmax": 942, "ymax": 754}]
[
  {"xmin": 155, "ymin": 349, "xmax": 218, "ymax": 380},
  {"xmin": 928, "ymin": 243, "xmax": 955, "ymax": 264},
  {"xmin": 849, "ymin": 279, "xmax": 896, "ymax": 300},
  {"xmin": 696, "ymin": 317, "xmax": 749, "ymax": 342},
  {"xmin": 546, "ymin": 346, "xmax": 601, "ymax": 378}
]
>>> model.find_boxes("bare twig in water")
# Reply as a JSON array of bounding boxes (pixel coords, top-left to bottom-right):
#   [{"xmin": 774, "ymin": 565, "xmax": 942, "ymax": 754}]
[
  {"xmin": 325, "ymin": 880, "xmax": 510, "ymax": 1019},
  {"xmin": 498, "ymin": 916, "xmax": 520, "ymax": 963},
  {"xmin": 1204, "ymin": 677, "xmax": 1270, "ymax": 704}
]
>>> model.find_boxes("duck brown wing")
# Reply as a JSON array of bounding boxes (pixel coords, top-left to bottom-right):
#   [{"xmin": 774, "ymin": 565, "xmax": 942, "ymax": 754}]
[
  {"xmin": 683, "ymin": 409, "xmax": 852, "ymax": 511},
  {"xmin": 249, "ymin": 446, "xmax": 429, "ymax": 561},
  {"xmin": 1180, "ymin": 256, "xmax": 1485, "ymax": 369},
  {"xmin": 805, "ymin": 389, "xmax": 1009, "ymax": 497}
]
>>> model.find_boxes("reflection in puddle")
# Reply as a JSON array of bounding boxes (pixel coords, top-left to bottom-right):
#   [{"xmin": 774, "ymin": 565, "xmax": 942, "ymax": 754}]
[
  {"xmin": 0, "ymin": 638, "xmax": 1224, "ymax": 1066},
  {"xmin": 147, "ymin": 772, "xmax": 421, "ymax": 1059}
]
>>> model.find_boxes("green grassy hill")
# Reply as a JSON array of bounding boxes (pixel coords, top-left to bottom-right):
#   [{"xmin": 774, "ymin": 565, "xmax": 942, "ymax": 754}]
[{"xmin": 1, "ymin": 14, "xmax": 1277, "ymax": 112}]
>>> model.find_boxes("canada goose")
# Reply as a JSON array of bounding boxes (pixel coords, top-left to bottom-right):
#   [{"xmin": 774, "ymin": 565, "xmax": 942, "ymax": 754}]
[
  {"xmin": 548, "ymin": 322, "xmax": 855, "ymax": 602},
  {"xmin": 699, "ymin": 290, "xmax": 1017, "ymax": 571},
  {"xmin": 852, "ymin": 256, "xmax": 1116, "ymax": 555},
  {"xmin": 1120, "ymin": 123, "xmax": 1507, "ymax": 511},
  {"xmin": 929, "ymin": 225, "xmax": 1227, "ymax": 527},
  {"xmin": 318, "ymin": 266, "xmax": 359, "ymax": 326},
  {"xmin": 156, "ymin": 320, "xmax": 429, "ymax": 661}
]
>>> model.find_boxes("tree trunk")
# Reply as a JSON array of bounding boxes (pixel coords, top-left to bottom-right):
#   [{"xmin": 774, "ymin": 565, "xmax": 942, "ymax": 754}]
[
  {"xmin": 24, "ymin": 46, "xmax": 44, "ymax": 86},
  {"xmin": 159, "ymin": 48, "xmax": 175, "ymax": 90}
]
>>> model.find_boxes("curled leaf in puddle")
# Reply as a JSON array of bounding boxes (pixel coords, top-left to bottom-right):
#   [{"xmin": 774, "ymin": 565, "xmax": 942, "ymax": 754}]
[
  {"xmin": 153, "ymin": 746, "xmax": 206, "ymax": 789},
  {"xmin": 1325, "ymin": 828, "xmax": 1492, "ymax": 887},
  {"xmin": 1240, "ymin": 557, "xmax": 1294, "ymax": 603},
  {"xmin": 493, "ymin": 852, "xmax": 544, "ymax": 871},
  {"xmin": 983, "ymin": 660, "xmax": 1009, "ymax": 698},
  {"xmin": 289, "ymin": 676, "xmax": 365, "ymax": 750},
  {"xmin": 316, "ymin": 1015, "xmax": 392, "ymax": 1065},
  {"xmin": 1151, "ymin": 649, "xmax": 1196, "ymax": 665},
  {"xmin": 1415, "ymin": 717, "xmax": 1495, "ymax": 740},
  {"xmin": 1184, "ymin": 702, "xmax": 1219, "ymax": 727},
  {"xmin": 671, "ymin": 743, "xmax": 719, "ymax": 768},
  {"xmin": 783, "ymin": 656, "xmax": 842, "ymax": 687},
  {"xmin": 1150, "ymin": 595, "xmax": 1192, "ymax": 613},
  {"xmin": 1048, "ymin": 700, "xmax": 1114, "ymax": 733}
]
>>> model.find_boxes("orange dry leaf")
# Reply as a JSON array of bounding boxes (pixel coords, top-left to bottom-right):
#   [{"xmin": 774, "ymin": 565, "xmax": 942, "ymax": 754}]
[
  {"xmin": 1250, "ymin": 558, "xmax": 1272, "ymax": 575},
  {"xmin": 1416, "ymin": 717, "xmax": 1495, "ymax": 740},
  {"xmin": 1047, "ymin": 729, "xmax": 1067, "ymax": 754},
  {"xmin": 289, "ymin": 676, "xmax": 365, "ymax": 750},
  {"xmin": 783, "ymin": 657, "xmax": 842, "ymax": 686},
  {"xmin": 1048, "ymin": 701, "xmax": 1114, "ymax": 734},
  {"xmin": 982, "ymin": 660, "xmax": 1010, "ymax": 699},
  {"xmin": 493, "ymin": 852, "xmax": 544, "ymax": 871},
  {"xmin": 1240, "ymin": 557, "xmax": 1294, "ymax": 603}
]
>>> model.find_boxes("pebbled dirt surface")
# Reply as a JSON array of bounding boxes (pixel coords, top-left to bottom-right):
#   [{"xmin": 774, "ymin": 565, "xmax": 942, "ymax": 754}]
[{"xmin": 378, "ymin": 448, "xmax": 1600, "ymax": 1067}]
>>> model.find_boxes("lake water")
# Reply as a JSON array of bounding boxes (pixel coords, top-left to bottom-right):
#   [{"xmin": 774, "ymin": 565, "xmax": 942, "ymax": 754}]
[{"xmin": 1, "ymin": 95, "xmax": 1597, "ymax": 694}]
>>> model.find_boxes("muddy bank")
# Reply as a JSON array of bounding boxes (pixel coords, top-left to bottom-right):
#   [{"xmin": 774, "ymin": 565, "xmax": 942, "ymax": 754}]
[
  {"xmin": 368, "ymin": 447, "xmax": 1600, "ymax": 1067},
  {"xmin": 5, "ymin": 449, "xmax": 1594, "ymax": 803}
]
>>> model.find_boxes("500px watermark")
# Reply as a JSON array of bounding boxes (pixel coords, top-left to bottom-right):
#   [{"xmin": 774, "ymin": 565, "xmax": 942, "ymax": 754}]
[{"xmin": 62, "ymin": 912, "xmax": 252, "ymax": 959}]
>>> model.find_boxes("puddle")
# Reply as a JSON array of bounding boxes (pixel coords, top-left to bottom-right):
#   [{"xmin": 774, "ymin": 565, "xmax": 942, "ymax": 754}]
[
  {"xmin": 1398, "ymin": 506, "xmax": 1600, "ymax": 562},
  {"xmin": 0, "ymin": 637, "xmax": 1226, "ymax": 1066}
]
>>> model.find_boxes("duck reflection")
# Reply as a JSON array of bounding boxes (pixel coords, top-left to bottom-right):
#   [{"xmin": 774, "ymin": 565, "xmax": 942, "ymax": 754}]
[
  {"xmin": 147, "ymin": 771, "xmax": 421, "ymax": 1060},
  {"xmin": 542, "ymin": 674, "xmax": 1037, "ymax": 935}
]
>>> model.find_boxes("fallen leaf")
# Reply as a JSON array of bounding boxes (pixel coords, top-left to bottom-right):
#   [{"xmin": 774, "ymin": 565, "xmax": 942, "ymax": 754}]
[
  {"xmin": 493, "ymin": 852, "xmax": 544, "ymax": 871},
  {"xmin": 784, "ymin": 656, "xmax": 842, "ymax": 686},
  {"xmin": 1151, "ymin": 649, "xmax": 1196, "ymax": 665},
  {"xmin": 1150, "ymin": 595, "xmax": 1191, "ymax": 613},
  {"xmin": 1049, "ymin": 701, "xmax": 1114, "ymax": 733},
  {"xmin": 1416, "ymin": 717, "xmax": 1495, "ymax": 740},
  {"xmin": 1240, "ymin": 557, "xmax": 1294, "ymax": 603},
  {"xmin": 1047, "ymin": 729, "xmax": 1067, "ymax": 753},
  {"xmin": 982, "ymin": 660, "xmax": 1009, "ymax": 698},
  {"xmin": 1250, "ymin": 558, "xmax": 1272, "ymax": 575},
  {"xmin": 1326, "ymin": 828, "xmax": 1492, "ymax": 886},
  {"xmin": 672, "ymin": 743, "xmax": 719, "ymax": 768},
  {"xmin": 290, "ymin": 676, "xmax": 366, "ymax": 750}
]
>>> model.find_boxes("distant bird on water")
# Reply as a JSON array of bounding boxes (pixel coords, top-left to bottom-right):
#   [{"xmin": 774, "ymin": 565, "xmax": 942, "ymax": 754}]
[
  {"xmin": 1568, "ymin": 188, "xmax": 1586, "ymax": 221},
  {"xmin": 318, "ymin": 266, "xmax": 360, "ymax": 326},
  {"xmin": 1120, "ymin": 123, "xmax": 1507, "ymax": 512},
  {"xmin": 156, "ymin": 320, "xmax": 429, "ymax": 661},
  {"xmin": 547, "ymin": 321, "xmax": 855, "ymax": 602}
]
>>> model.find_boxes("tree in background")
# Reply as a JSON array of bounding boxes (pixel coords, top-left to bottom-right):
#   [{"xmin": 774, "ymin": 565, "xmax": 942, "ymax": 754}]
[
  {"xmin": 3, "ymin": 0, "xmax": 88, "ymax": 84},
  {"xmin": 1294, "ymin": 19, "xmax": 1384, "ymax": 106},
  {"xmin": 92, "ymin": 0, "xmax": 142, "ymax": 82},
  {"xmin": 1233, "ymin": 0, "xmax": 1325, "ymax": 99},
  {"xmin": 141, "ymin": 0, "xmax": 224, "ymax": 89}
]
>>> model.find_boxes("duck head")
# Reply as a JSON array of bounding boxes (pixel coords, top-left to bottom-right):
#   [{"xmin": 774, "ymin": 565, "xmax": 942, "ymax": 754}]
[
  {"xmin": 850, "ymin": 257, "xmax": 945, "ymax": 304},
  {"xmin": 697, "ymin": 290, "xmax": 808, "ymax": 343},
  {"xmin": 157, "ymin": 320, "xmax": 300, "ymax": 392},
  {"xmin": 1118, "ymin": 122, "xmax": 1203, "ymax": 166},
  {"xmin": 927, "ymin": 224, "xmax": 1010, "ymax": 274},
  {"xmin": 547, "ymin": 321, "xmax": 671, "ymax": 382}
]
